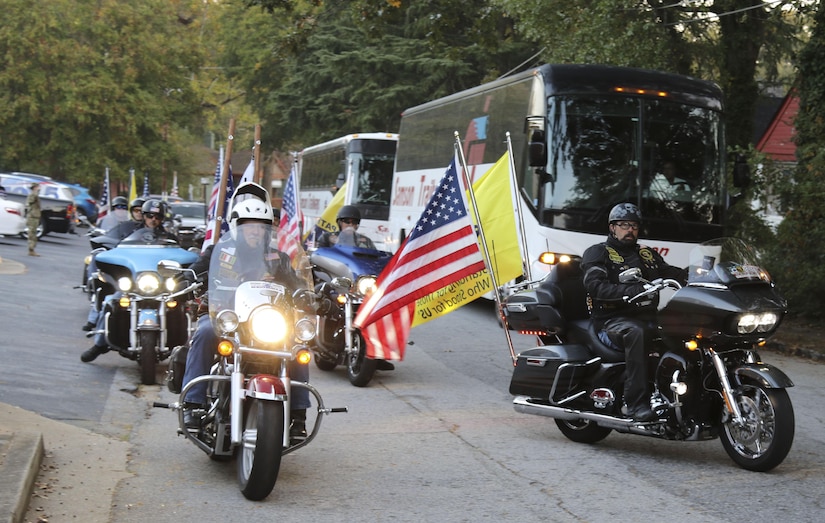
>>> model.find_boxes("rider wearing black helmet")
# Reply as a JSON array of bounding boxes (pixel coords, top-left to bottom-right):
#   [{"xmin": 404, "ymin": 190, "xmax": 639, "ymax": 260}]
[
  {"xmin": 129, "ymin": 197, "xmax": 145, "ymax": 222},
  {"xmin": 316, "ymin": 205, "xmax": 376, "ymax": 249},
  {"xmin": 97, "ymin": 195, "xmax": 130, "ymax": 230},
  {"xmin": 581, "ymin": 203, "xmax": 687, "ymax": 422}
]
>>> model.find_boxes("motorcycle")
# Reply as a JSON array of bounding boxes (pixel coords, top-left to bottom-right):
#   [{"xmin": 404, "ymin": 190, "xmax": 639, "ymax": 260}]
[
  {"xmin": 91, "ymin": 228, "xmax": 200, "ymax": 384},
  {"xmin": 154, "ymin": 222, "xmax": 346, "ymax": 500},
  {"xmin": 310, "ymin": 229, "xmax": 393, "ymax": 386},
  {"xmin": 504, "ymin": 237, "xmax": 794, "ymax": 471}
]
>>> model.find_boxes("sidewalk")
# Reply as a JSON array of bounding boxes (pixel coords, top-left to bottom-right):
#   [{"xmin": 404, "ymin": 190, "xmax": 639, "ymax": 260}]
[{"xmin": 0, "ymin": 402, "xmax": 131, "ymax": 523}]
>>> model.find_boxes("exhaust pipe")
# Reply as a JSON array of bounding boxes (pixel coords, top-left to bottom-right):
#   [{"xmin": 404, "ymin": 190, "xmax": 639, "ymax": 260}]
[{"xmin": 512, "ymin": 395, "xmax": 658, "ymax": 434}]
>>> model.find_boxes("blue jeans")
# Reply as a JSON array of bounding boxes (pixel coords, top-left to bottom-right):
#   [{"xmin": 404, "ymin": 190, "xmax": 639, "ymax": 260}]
[{"xmin": 182, "ymin": 315, "xmax": 310, "ymax": 409}]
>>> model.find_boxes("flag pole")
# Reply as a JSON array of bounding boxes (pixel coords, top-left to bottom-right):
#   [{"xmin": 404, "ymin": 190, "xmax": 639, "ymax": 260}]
[
  {"xmin": 213, "ymin": 118, "xmax": 235, "ymax": 245},
  {"xmin": 454, "ymin": 132, "xmax": 518, "ymax": 364},
  {"xmin": 253, "ymin": 124, "xmax": 262, "ymax": 185},
  {"xmin": 505, "ymin": 132, "xmax": 532, "ymax": 281}
]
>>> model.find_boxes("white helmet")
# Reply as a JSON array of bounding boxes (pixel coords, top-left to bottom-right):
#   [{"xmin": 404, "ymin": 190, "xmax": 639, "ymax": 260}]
[{"xmin": 228, "ymin": 182, "xmax": 273, "ymax": 238}]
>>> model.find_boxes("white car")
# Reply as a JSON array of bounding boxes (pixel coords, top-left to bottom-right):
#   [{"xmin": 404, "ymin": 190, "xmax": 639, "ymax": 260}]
[{"xmin": 0, "ymin": 193, "xmax": 26, "ymax": 236}]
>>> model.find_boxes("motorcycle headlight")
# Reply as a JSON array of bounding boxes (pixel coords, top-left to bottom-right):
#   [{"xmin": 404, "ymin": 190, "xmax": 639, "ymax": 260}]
[
  {"xmin": 294, "ymin": 317, "xmax": 316, "ymax": 342},
  {"xmin": 215, "ymin": 310, "xmax": 239, "ymax": 334},
  {"xmin": 356, "ymin": 275, "xmax": 377, "ymax": 297},
  {"xmin": 136, "ymin": 272, "xmax": 161, "ymax": 294},
  {"xmin": 117, "ymin": 277, "xmax": 133, "ymax": 292},
  {"xmin": 164, "ymin": 277, "xmax": 177, "ymax": 292},
  {"xmin": 250, "ymin": 307, "xmax": 288, "ymax": 344},
  {"xmin": 736, "ymin": 312, "xmax": 779, "ymax": 334}
]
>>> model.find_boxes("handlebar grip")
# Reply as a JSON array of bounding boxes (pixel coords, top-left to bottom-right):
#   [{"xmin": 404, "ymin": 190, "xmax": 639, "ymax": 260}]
[{"xmin": 153, "ymin": 402, "xmax": 170, "ymax": 408}]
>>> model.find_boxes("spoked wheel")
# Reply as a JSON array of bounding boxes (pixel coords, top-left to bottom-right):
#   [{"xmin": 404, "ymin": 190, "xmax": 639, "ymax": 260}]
[
  {"xmin": 238, "ymin": 399, "xmax": 284, "ymax": 501},
  {"xmin": 554, "ymin": 418, "xmax": 613, "ymax": 444},
  {"xmin": 347, "ymin": 330, "xmax": 377, "ymax": 387},
  {"xmin": 720, "ymin": 385, "xmax": 794, "ymax": 471},
  {"xmin": 138, "ymin": 331, "xmax": 158, "ymax": 385}
]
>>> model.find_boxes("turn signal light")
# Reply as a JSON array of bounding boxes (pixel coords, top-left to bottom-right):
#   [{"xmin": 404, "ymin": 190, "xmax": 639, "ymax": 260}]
[
  {"xmin": 685, "ymin": 340, "xmax": 699, "ymax": 351},
  {"xmin": 295, "ymin": 348, "xmax": 312, "ymax": 365},
  {"xmin": 336, "ymin": 294, "xmax": 347, "ymax": 305},
  {"xmin": 217, "ymin": 340, "xmax": 234, "ymax": 357},
  {"xmin": 119, "ymin": 296, "xmax": 131, "ymax": 308}
]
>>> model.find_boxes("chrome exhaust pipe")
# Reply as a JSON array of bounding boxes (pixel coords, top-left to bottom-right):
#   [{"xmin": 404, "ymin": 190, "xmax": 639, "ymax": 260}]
[{"xmin": 512, "ymin": 396, "xmax": 658, "ymax": 434}]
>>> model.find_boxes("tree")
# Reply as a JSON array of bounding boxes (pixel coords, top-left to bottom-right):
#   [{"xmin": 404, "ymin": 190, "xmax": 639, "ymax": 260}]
[
  {"xmin": 0, "ymin": 0, "xmax": 207, "ymax": 191},
  {"xmin": 765, "ymin": 1, "xmax": 825, "ymax": 318}
]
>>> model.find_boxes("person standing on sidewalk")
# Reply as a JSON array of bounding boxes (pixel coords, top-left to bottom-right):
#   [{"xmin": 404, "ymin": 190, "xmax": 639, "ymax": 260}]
[{"xmin": 25, "ymin": 183, "xmax": 41, "ymax": 256}]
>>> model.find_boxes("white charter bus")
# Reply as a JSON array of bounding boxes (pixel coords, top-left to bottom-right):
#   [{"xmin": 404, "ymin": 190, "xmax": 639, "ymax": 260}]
[
  {"xmin": 297, "ymin": 133, "xmax": 398, "ymax": 250},
  {"xmin": 386, "ymin": 64, "xmax": 731, "ymax": 274}
]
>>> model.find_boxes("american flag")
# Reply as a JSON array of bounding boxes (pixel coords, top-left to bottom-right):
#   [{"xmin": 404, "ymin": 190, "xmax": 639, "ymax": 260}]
[
  {"xmin": 354, "ymin": 156, "xmax": 486, "ymax": 360},
  {"xmin": 96, "ymin": 168, "xmax": 110, "ymax": 225},
  {"xmin": 201, "ymin": 148, "xmax": 235, "ymax": 252},
  {"xmin": 170, "ymin": 173, "xmax": 179, "ymax": 199},
  {"xmin": 277, "ymin": 163, "xmax": 303, "ymax": 260},
  {"xmin": 142, "ymin": 171, "xmax": 150, "ymax": 198}
]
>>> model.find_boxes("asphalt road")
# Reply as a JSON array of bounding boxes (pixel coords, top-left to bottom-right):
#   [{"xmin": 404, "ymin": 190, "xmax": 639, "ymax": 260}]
[{"xmin": 1, "ymin": 231, "xmax": 823, "ymax": 522}]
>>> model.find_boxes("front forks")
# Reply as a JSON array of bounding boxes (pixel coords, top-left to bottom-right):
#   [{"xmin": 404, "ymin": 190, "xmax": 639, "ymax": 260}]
[{"xmin": 708, "ymin": 348, "xmax": 744, "ymax": 423}]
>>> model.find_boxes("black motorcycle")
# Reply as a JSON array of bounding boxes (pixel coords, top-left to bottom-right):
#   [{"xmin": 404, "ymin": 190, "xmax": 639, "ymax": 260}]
[{"xmin": 505, "ymin": 237, "xmax": 794, "ymax": 471}]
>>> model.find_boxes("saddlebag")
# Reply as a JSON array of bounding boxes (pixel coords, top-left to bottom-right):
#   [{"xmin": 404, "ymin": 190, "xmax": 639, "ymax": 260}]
[
  {"xmin": 166, "ymin": 344, "xmax": 189, "ymax": 394},
  {"xmin": 509, "ymin": 345, "xmax": 594, "ymax": 399}
]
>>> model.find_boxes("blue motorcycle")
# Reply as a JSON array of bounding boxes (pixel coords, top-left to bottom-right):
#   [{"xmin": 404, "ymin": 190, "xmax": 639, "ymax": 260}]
[
  {"xmin": 93, "ymin": 228, "xmax": 200, "ymax": 384},
  {"xmin": 310, "ymin": 229, "xmax": 393, "ymax": 386}
]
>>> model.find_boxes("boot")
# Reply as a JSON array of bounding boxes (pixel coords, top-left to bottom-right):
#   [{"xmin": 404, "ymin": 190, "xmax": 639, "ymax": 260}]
[
  {"xmin": 289, "ymin": 408, "xmax": 307, "ymax": 444},
  {"xmin": 28, "ymin": 249, "xmax": 40, "ymax": 257},
  {"xmin": 81, "ymin": 344, "xmax": 109, "ymax": 363}
]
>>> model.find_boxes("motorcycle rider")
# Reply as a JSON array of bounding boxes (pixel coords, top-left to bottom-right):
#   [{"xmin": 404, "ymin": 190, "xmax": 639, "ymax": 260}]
[
  {"xmin": 180, "ymin": 184, "xmax": 312, "ymax": 443},
  {"xmin": 581, "ymin": 203, "xmax": 686, "ymax": 422},
  {"xmin": 97, "ymin": 195, "xmax": 130, "ymax": 230},
  {"xmin": 81, "ymin": 199, "xmax": 177, "ymax": 362},
  {"xmin": 316, "ymin": 205, "xmax": 376, "ymax": 249}
]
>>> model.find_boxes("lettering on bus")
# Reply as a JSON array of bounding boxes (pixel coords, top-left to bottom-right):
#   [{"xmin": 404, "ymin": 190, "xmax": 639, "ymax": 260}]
[
  {"xmin": 651, "ymin": 246, "xmax": 670, "ymax": 257},
  {"xmin": 300, "ymin": 196, "xmax": 321, "ymax": 211},
  {"xmin": 392, "ymin": 178, "xmax": 415, "ymax": 206}
]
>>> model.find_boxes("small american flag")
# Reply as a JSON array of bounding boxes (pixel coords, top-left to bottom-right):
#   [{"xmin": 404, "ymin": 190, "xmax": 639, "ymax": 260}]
[
  {"xmin": 201, "ymin": 148, "xmax": 235, "ymax": 252},
  {"xmin": 277, "ymin": 163, "xmax": 303, "ymax": 260},
  {"xmin": 96, "ymin": 168, "xmax": 110, "ymax": 225},
  {"xmin": 354, "ymin": 156, "xmax": 486, "ymax": 360},
  {"xmin": 142, "ymin": 171, "xmax": 150, "ymax": 198}
]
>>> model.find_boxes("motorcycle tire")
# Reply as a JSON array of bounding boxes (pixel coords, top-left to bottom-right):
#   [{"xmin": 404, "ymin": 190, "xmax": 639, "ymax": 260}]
[
  {"xmin": 238, "ymin": 399, "xmax": 284, "ymax": 501},
  {"xmin": 347, "ymin": 330, "xmax": 377, "ymax": 387},
  {"xmin": 720, "ymin": 385, "xmax": 794, "ymax": 472},
  {"xmin": 138, "ymin": 331, "xmax": 158, "ymax": 385},
  {"xmin": 554, "ymin": 418, "xmax": 612, "ymax": 444},
  {"xmin": 314, "ymin": 356, "xmax": 338, "ymax": 371}
]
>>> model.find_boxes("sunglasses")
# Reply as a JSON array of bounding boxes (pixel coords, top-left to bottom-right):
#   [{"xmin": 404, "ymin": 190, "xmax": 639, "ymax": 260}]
[
  {"xmin": 613, "ymin": 221, "xmax": 639, "ymax": 230},
  {"xmin": 339, "ymin": 218, "xmax": 359, "ymax": 225},
  {"xmin": 144, "ymin": 212, "xmax": 161, "ymax": 220},
  {"xmin": 114, "ymin": 205, "xmax": 128, "ymax": 210}
]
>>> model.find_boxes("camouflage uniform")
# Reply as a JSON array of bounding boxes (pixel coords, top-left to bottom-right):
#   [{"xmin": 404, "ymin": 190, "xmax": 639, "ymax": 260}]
[{"xmin": 25, "ymin": 185, "xmax": 41, "ymax": 255}]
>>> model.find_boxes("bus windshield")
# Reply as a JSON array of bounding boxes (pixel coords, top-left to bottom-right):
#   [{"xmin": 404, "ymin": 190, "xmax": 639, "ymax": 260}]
[
  {"xmin": 348, "ymin": 139, "xmax": 396, "ymax": 216},
  {"xmin": 538, "ymin": 94, "xmax": 724, "ymax": 242}
]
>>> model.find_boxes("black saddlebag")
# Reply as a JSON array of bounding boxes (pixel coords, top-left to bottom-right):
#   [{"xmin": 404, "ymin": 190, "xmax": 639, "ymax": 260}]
[
  {"xmin": 166, "ymin": 344, "xmax": 189, "ymax": 394},
  {"xmin": 509, "ymin": 345, "xmax": 594, "ymax": 399}
]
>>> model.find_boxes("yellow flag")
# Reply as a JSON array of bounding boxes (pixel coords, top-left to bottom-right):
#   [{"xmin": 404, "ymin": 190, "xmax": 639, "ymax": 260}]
[
  {"xmin": 412, "ymin": 152, "xmax": 522, "ymax": 327},
  {"xmin": 128, "ymin": 171, "xmax": 138, "ymax": 203},
  {"xmin": 303, "ymin": 183, "xmax": 348, "ymax": 243}
]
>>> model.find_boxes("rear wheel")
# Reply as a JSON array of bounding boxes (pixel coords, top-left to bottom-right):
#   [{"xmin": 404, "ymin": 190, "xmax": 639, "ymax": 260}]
[
  {"xmin": 720, "ymin": 385, "xmax": 794, "ymax": 472},
  {"xmin": 238, "ymin": 399, "xmax": 284, "ymax": 500},
  {"xmin": 554, "ymin": 418, "xmax": 612, "ymax": 444},
  {"xmin": 138, "ymin": 331, "xmax": 158, "ymax": 385},
  {"xmin": 347, "ymin": 330, "xmax": 377, "ymax": 387}
]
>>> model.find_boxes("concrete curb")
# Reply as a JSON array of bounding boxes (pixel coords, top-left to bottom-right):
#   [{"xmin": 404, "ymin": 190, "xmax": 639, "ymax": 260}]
[{"xmin": 0, "ymin": 430, "xmax": 43, "ymax": 523}]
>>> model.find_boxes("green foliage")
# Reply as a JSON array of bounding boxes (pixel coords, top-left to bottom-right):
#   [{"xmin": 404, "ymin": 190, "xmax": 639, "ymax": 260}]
[
  {"xmin": 763, "ymin": 1, "xmax": 825, "ymax": 318},
  {"xmin": 0, "ymin": 0, "xmax": 207, "ymax": 192}
]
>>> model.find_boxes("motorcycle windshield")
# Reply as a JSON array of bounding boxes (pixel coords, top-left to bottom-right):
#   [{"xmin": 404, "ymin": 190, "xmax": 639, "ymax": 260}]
[
  {"xmin": 687, "ymin": 238, "xmax": 771, "ymax": 286},
  {"xmin": 119, "ymin": 227, "xmax": 177, "ymax": 246},
  {"xmin": 207, "ymin": 222, "xmax": 312, "ymax": 315}
]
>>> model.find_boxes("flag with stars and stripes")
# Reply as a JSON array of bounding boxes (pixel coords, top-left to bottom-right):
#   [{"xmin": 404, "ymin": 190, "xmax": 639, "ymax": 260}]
[
  {"xmin": 142, "ymin": 172, "xmax": 150, "ymax": 198},
  {"xmin": 353, "ymin": 155, "xmax": 485, "ymax": 360},
  {"xmin": 201, "ymin": 148, "xmax": 235, "ymax": 252},
  {"xmin": 276, "ymin": 163, "xmax": 303, "ymax": 260},
  {"xmin": 96, "ymin": 168, "xmax": 110, "ymax": 225}
]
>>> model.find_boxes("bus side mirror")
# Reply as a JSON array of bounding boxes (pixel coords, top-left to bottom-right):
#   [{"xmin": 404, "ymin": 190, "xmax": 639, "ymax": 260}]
[
  {"xmin": 335, "ymin": 172, "xmax": 346, "ymax": 189},
  {"xmin": 732, "ymin": 154, "xmax": 751, "ymax": 189},
  {"xmin": 528, "ymin": 129, "xmax": 547, "ymax": 167}
]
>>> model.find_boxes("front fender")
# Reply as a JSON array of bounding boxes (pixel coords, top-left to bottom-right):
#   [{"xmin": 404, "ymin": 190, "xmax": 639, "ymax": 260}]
[
  {"xmin": 246, "ymin": 374, "xmax": 287, "ymax": 401},
  {"xmin": 733, "ymin": 363, "xmax": 794, "ymax": 389}
]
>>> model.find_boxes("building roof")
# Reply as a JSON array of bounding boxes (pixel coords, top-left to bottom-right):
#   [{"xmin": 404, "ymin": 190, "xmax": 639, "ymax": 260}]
[{"xmin": 756, "ymin": 93, "xmax": 799, "ymax": 162}]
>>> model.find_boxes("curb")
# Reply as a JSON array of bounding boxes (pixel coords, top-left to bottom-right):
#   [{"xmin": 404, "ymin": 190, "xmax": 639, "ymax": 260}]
[
  {"xmin": 764, "ymin": 340, "xmax": 825, "ymax": 363},
  {"xmin": 0, "ymin": 431, "xmax": 44, "ymax": 523}
]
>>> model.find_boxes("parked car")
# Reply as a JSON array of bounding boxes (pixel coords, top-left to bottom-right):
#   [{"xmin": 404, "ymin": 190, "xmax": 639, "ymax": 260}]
[
  {"xmin": 169, "ymin": 200, "xmax": 206, "ymax": 249},
  {"xmin": 0, "ymin": 191, "xmax": 26, "ymax": 237},
  {"xmin": 64, "ymin": 183, "xmax": 98, "ymax": 224},
  {"xmin": 0, "ymin": 174, "xmax": 76, "ymax": 237}
]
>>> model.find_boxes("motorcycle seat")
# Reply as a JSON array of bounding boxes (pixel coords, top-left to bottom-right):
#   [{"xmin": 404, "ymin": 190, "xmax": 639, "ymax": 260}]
[{"xmin": 569, "ymin": 319, "xmax": 626, "ymax": 363}]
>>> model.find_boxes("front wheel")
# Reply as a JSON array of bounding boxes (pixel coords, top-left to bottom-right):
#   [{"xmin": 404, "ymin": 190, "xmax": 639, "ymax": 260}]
[
  {"xmin": 554, "ymin": 418, "xmax": 612, "ymax": 444},
  {"xmin": 138, "ymin": 331, "xmax": 158, "ymax": 385},
  {"xmin": 238, "ymin": 399, "xmax": 284, "ymax": 501},
  {"xmin": 720, "ymin": 385, "xmax": 794, "ymax": 472},
  {"xmin": 347, "ymin": 330, "xmax": 377, "ymax": 387}
]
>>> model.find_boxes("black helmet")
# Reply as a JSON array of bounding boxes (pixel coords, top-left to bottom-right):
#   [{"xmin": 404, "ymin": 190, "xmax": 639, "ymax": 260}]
[
  {"xmin": 141, "ymin": 199, "xmax": 167, "ymax": 217},
  {"xmin": 111, "ymin": 196, "xmax": 128, "ymax": 209},
  {"xmin": 608, "ymin": 203, "xmax": 642, "ymax": 224},
  {"xmin": 130, "ymin": 197, "xmax": 145, "ymax": 210},
  {"xmin": 337, "ymin": 205, "xmax": 361, "ymax": 222}
]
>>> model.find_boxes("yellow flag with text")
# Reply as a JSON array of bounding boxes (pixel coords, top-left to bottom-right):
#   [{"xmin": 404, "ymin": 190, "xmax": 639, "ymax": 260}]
[
  {"xmin": 128, "ymin": 171, "xmax": 138, "ymax": 203},
  {"xmin": 412, "ymin": 152, "xmax": 522, "ymax": 327},
  {"xmin": 303, "ymin": 183, "xmax": 348, "ymax": 244}
]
